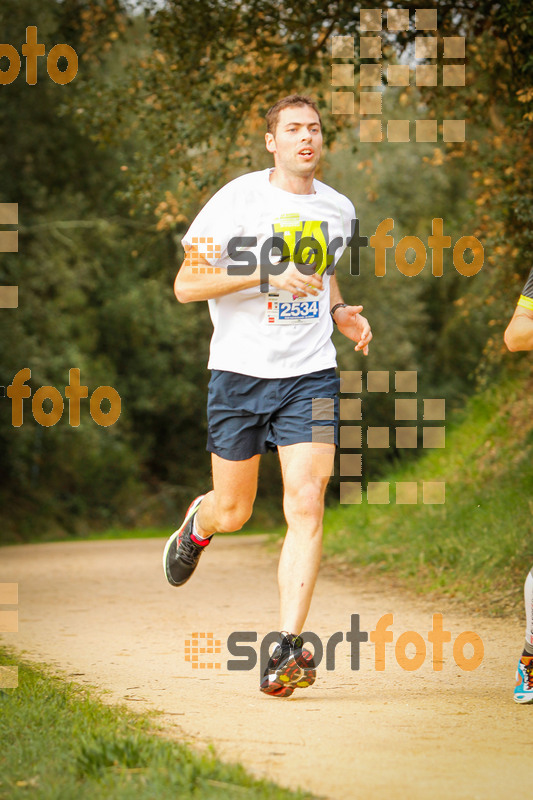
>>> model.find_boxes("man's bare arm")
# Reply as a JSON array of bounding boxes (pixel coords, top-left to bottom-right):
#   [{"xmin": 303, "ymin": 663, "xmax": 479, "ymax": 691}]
[
  {"xmin": 174, "ymin": 249, "xmax": 262, "ymax": 302},
  {"xmin": 329, "ymin": 273, "xmax": 372, "ymax": 355},
  {"xmin": 328, "ymin": 272, "xmax": 345, "ymax": 310},
  {"xmin": 174, "ymin": 248, "xmax": 323, "ymax": 303},
  {"xmin": 504, "ymin": 308, "xmax": 533, "ymax": 352}
]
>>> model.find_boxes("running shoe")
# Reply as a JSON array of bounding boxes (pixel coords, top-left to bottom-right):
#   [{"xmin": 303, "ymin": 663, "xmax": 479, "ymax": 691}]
[
  {"xmin": 514, "ymin": 655, "xmax": 533, "ymax": 704},
  {"xmin": 260, "ymin": 633, "xmax": 316, "ymax": 697},
  {"xmin": 163, "ymin": 495, "xmax": 208, "ymax": 587}
]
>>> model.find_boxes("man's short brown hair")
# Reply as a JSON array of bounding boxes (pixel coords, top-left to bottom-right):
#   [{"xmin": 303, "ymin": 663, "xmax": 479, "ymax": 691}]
[{"xmin": 266, "ymin": 95, "xmax": 322, "ymax": 135}]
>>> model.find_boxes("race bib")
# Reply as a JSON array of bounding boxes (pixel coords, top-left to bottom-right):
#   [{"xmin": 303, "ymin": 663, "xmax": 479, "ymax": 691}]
[{"xmin": 266, "ymin": 292, "xmax": 320, "ymax": 325}]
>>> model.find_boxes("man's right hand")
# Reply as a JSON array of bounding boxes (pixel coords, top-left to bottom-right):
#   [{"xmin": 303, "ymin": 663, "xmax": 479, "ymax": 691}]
[{"xmin": 269, "ymin": 261, "xmax": 323, "ymax": 297}]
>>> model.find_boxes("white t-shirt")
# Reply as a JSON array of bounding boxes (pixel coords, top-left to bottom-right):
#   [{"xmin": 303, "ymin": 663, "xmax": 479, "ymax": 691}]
[{"xmin": 182, "ymin": 168, "xmax": 355, "ymax": 378}]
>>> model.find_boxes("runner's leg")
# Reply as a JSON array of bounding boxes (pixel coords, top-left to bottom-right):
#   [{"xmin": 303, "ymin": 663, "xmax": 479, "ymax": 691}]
[
  {"xmin": 523, "ymin": 567, "xmax": 533, "ymax": 654},
  {"xmin": 277, "ymin": 441, "xmax": 335, "ymax": 635},
  {"xmin": 196, "ymin": 453, "xmax": 261, "ymax": 536},
  {"xmin": 513, "ymin": 567, "xmax": 533, "ymax": 703}
]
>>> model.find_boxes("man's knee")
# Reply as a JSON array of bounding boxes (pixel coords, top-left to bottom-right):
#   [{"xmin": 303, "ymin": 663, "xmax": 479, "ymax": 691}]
[
  {"xmin": 284, "ymin": 482, "xmax": 326, "ymax": 521},
  {"xmin": 216, "ymin": 500, "xmax": 254, "ymax": 532}
]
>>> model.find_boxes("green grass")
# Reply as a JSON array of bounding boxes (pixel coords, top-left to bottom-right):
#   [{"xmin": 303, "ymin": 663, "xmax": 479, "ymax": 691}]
[
  {"xmin": 82, "ymin": 519, "xmax": 280, "ymax": 542},
  {"xmin": 0, "ymin": 649, "xmax": 314, "ymax": 800},
  {"xmin": 322, "ymin": 372, "xmax": 533, "ymax": 612}
]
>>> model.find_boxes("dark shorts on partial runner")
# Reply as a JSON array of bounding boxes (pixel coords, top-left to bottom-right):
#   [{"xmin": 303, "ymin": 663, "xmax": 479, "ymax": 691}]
[{"xmin": 206, "ymin": 368, "xmax": 340, "ymax": 461}]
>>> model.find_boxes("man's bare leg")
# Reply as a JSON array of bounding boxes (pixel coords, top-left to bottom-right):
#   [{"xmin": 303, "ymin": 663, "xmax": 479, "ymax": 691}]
[
  {"xmin": 164, "ymin": 453, "xmax": 260, "ymax": 587},
  {"xmin": 277, "ymin": 442, "xmax": 335, "ymax": 635},
  {"xmin": 195, "ymin": 453, "xmax": 261, "ymax": 536}
]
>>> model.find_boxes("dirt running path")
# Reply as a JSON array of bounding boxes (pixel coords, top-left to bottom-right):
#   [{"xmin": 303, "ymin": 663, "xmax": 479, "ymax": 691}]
[{"xmin": 0, "ymin": 537, "xmax": 527, "ymax": 799}]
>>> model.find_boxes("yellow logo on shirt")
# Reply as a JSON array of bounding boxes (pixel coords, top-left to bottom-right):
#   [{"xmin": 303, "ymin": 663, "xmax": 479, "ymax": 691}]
[{"xmin": 272, "ymin": 220, "xmax": 334, "ymax": 273}]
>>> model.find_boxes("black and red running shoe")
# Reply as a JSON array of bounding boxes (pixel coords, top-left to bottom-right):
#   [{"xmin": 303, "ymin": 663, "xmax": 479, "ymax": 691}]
[
  {"xmin": 260, "ymin": 633, "xmax": 316, "ymax": 698},
  {"xmin": 163, "ymin": 495, "xmax": 208, "ymax": 587}
]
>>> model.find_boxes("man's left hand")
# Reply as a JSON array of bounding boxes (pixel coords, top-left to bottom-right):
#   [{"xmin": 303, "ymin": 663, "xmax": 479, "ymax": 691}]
[{"xmin": 333, "ymin": 304, "xmax": 372, "ymax": 355}]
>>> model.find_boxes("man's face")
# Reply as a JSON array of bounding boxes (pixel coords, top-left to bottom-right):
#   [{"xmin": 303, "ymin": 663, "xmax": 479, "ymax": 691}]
[{"xmin": 265, "ymin": 105, "xmax": 322, "ymax": 177}]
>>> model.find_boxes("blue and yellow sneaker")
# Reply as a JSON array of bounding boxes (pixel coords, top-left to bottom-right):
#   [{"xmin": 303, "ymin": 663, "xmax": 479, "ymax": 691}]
[{"xmin": 514, "ymin": 655, "xmax": 533, "ymax": 704}]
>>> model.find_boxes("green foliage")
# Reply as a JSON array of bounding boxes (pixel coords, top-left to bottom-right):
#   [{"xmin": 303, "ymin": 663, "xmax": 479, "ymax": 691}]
[{"xmin": 0, "ymin": 0, "xmax": 213, "ymax": 539}]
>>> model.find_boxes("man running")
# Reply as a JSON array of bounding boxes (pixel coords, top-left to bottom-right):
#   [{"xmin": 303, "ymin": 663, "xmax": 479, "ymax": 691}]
[
  {"xmin": 504, "ymin": 266, "xmax": 533, "ymax": 703},
  {"xmin": 163, "ymin": 94, "xmax": 372, "ymax": 697}
]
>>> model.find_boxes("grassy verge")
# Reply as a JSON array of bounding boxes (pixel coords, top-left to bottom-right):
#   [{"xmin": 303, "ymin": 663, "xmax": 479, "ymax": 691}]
[
  {"xmin": 0, "ymin": 649, "xmax": 314, "ymax": 800},
  {"xmin": 81, "ymin": 519, "xmax": 280, "ymax": 542},
  {"xmin": 322, "ymin": 372, "xmax": 533, "ymax": 613}
]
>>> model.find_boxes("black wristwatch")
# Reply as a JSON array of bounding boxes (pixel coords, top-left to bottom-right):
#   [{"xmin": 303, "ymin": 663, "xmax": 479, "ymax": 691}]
[{"xmin": 330, "ymin": 303, "xmax": 347, "ymax": 324}]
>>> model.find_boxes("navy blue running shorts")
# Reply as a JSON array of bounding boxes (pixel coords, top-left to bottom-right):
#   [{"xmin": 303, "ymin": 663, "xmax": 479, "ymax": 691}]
[{"xmin": 206, "ymin": 368, "xmax": 340, "ymax": 461}]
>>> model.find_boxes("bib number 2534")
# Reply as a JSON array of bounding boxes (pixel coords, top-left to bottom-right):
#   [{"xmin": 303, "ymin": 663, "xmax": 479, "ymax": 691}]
[{"xmin": 279, "ymin": 300, "xmax": 319, "ymax": 320}]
